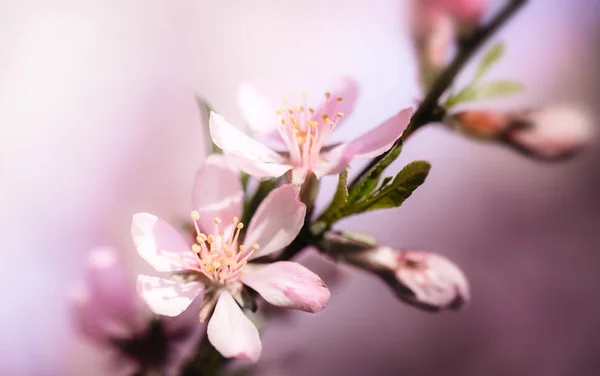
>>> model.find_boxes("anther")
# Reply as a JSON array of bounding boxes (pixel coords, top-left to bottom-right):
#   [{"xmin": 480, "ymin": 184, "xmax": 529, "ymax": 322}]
[
  {"xmin": 232, "ymin": 217, "xmax": 239, "ymax": 224},
  {"xmin": 336, "ymin": 112, "xmax": 344, "ymax": 118},
  {"xmin": 325, "ymin": 92, "xmax": 331, "ymax": 99},
  {"xmin": 219, "ymin": 231, "xmax": 225, "ymax": 237},
  {"xmin": 190, "ymin": 211, "xmax": 200, "ymax": 221},
  {"xmin": 308, "ymin": 108, "xmax": 315, "ymax": 113},
  {"xmin": 307, "ymin": 120, "xmax": 319, "ymax": 127},
  {"xmin": 197, "ymin": 234, "xmax": 208, "ymax": 243},
  {"xmin": 251, "ymin": 243, "xmax": 260, "ymax": 250},
  {"xmin": 207, "ymin": 235, "xmax": 216, "ymax": 244},
  {"xmin": 237, "ymin": 223, "xmax": 244, "ymax": 230},
  {"xmin": 336, "ymin": 97, "xmax": 343, "ymax": 102},
  {"xmin": 191, "ymin": 244, "xmax": 202, "ymax": 253},
  {"xmin": 213, "ymin": 217, "xmax": 221, "ymax": 224},
  {"xmin": 239, "ymin": 245, "xmax": 245, "ymax": 252}
]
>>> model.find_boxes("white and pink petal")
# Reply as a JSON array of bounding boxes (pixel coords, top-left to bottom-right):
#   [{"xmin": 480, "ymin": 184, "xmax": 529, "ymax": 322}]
[
  {"xmin": 237, "ymin": 83, "xmax": 279, "ymax": 135},
  {"xmin": 312, "ymin": 77, "xmax": 359, "ymax": 133},
  {"xmin": 131, "ymin": 213, "xmax": 198, "ymax": 272},
  {"xmin": 207, "ymin": 291, "xmax": 262, "ymax": 362},
  {"xmin": 244, "ymin": 184, "xmax": 306, "ymax": 260},
  {"xmin": 192, "ymin": 154, "xmax": 244, "ymax": 233},
  {"xmin": 346, "ymin": 107, "xmax": 413, "ymax": 159},
  {"xmin": 241, "ymin": 261, "xmax": 330, "ymax": 313},
  {"xmin": 311, "ymin": 142, "xmax": 361, "ymax": 179},
  {"xmin": 136, "ymin": 275, "xmax": 204, "ymax": 317},
  {"xmin": 209, "ymin": 112, "xmax": 288, "ymax": 179}
]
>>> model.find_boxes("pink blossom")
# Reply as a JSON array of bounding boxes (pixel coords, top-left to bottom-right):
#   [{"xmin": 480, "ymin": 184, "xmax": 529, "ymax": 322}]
[
  {"xmin": 451, "ymin": 107, "xmax": 594, "ymax": 159},
  {"xmin": 438, "ymin": 0, "xmax": 489, "ymax": 25},
  {"xmin": 508, "ymin": 106, "xmax": 593, "ymax": 159},
  {"xmin": 209, "ymin": 78, "xmax": 413, "ymax": 183},
  {"xmin": 70, "ymin": 247, "xmax": 202, "ymax": 376},
  {"xmin": 414, "ymin": 1, "xmax": 456, "ymax": 70},
  {"xmin": 325, "ymin": 233, "xmax": 469, "ymax": 311},
  {"xmin": 412, "ymin": 0, "xmax": 489, "ymax": 85},
  {"xmin": 133, "ymin": 154, "xmax": 331, "ymax": 362}
]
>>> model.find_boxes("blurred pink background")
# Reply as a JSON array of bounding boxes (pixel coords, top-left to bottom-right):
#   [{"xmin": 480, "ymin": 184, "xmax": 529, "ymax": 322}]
[{"xmin": 0, "ymin": 0, "xmax": 598, "ymax": 375}]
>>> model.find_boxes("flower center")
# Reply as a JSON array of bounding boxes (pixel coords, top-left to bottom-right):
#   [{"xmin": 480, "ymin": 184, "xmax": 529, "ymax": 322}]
[
  {"xmin": 274, "ymin": 92, "xmax": 345, "ymax": 166},
  {"xmin": 189, "ymin": 211, "xmax": 259, "ymax": 285}
]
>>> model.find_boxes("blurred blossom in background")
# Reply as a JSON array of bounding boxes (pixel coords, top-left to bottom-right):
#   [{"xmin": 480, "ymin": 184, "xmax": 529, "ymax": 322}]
[{"xmin": 1, "ymin": 0, "xmax": 599, "ymax": 375}]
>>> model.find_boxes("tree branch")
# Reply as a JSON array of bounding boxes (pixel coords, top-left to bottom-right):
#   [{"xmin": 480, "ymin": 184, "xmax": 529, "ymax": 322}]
[
  {"xmin": 278, "ymin": 0, "xmax": 528, "ymax": 261},
  {"xmin": 348, "ymin": 0, "xmax": 528, "ymax": 190}
]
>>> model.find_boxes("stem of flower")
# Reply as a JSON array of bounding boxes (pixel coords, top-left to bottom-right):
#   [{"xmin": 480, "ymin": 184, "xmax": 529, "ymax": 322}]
[
  {"xmin": 278, "ymin": 0, "xmax": 528, "ymax": 262},
  {"xmin": 348, "ymin": 0, "xmax": 528, "ymax": 191}
]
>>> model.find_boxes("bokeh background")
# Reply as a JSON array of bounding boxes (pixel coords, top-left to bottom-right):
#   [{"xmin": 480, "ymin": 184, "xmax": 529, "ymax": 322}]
[{"xmin": 1, "ymin": 0, "xmax": 599, "ymax": 375}]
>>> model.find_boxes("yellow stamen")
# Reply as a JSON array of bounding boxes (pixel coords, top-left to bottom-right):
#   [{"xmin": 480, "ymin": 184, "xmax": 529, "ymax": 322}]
[{"xmin": 190, "ymin": 211, "xmax": 200, "ymax": 221}]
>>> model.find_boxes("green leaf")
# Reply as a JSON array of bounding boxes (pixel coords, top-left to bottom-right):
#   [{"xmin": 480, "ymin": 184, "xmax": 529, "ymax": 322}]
[
  {"xmin": 475, "ymin": 42, "xmax": 505, "ymax": 81},
  {"xmin": 320, "ymin": 168, "xmax": 349, "ymax": 224},
  {"xmin": 446, "ymin": 80, "xmax": 524, "ymax": 107},
  {"xmin": 343, "ymin": 161, "xmax": 430, "ymax": 215},
  {"xmin": 347, "ymin": 143, "xmax": 403, "ymax": 203},
  {"xmin": 377, "ymin": 176, "xmax": 393, "ymax": 192}
]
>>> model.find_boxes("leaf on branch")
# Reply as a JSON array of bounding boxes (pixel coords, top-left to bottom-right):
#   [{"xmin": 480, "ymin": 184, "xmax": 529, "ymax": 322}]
[
  {"xmin": 342, "ymin": 161, "xmax": 431, "ymax": 215},
  {"xmin": 445, "ymin": 80, "xmax": 524, "ymax": 107},
  {"xmin": 474, "ymin": 42, "xmax": 505, "ymax": 82},
  {"xmin": 319, "ymin": 168, "xmax": 349, "ymax": 224},
  {"xmin": 347, "ymin": 143, "xmax": 403, "ymax": 203}
]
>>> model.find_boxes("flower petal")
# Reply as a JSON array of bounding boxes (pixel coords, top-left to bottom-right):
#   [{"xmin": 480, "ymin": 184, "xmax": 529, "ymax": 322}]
[
  {"xmin": 227, "ymin": 154, "xmax": 292, "ymax": 178},
  {"xmin": 347, "ymin": 107, "xmax": 413, "ymax": 159},
  {"xmin": 312, "ymin": 77, "xmax": 359, "ymax": 133},
  {"xmin": 209, "ymin": 112, "xmax": 290, "ymax": 178},
  {"xmin": 70, "ymin": 247, "xmax": 149, "ymax": 346},
  {"xmin": 311, "ymin": 142, "xmax": 361, "ymax": 179},
  {"xmin": 131, "ymin": 213, "xmax": 198, "ymax": 272},
  {"xmin": 137, "ymin": 275, "xmax": 204, "ymax": 317},
  {"xmin": 241, "ymin": 262, "xmax": 330, "ymax": 313},
  {"xmin": 207, "ymin": 291, "xmax": 262, "ymax": 362},
  {"xmin": 85, "ymin": 247, "xmax": 142, "ymax": 320},
  {"xmin": 244, "ymin": 184, "xmax": 306, "ymax": 260},
  {"xmin": 192, "ymin": 154, "xmax": 244, "ymax": 233},
  {"xmin": 237, "ymin": 83, "xmax": 278, "ymax": 135}
]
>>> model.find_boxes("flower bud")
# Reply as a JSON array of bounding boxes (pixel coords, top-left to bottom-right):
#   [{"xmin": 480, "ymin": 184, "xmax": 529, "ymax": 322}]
[
  {"xmin": 449, "ymin": 110, "xmax": 511, "ymax": 139},
  {"xmin": 508, "ymin": 106, "xmax": 593, "ymax": 160},
  {"xmin": 450, "ymin": 106, "xmax": 594, "ymax": 160},
  {"xmin": 412, "ymin": 0, "xmax": 489, "ymax": 89},
  {"xmin": 413, "ymin": 2, "xmax": 456, "ymax": 88},
  {"xmin": 322, "ymin": 232, "xmax": 470, "ymax": 311},
  {"xmin": 439, "ymin": 0, "xmax": 489, "ymax": 32}
]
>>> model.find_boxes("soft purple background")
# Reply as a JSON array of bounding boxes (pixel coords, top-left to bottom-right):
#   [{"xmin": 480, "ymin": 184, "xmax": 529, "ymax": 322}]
[{"xmin": 0, "ymin": 1, "xmax": 599, "ymax": 375}]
